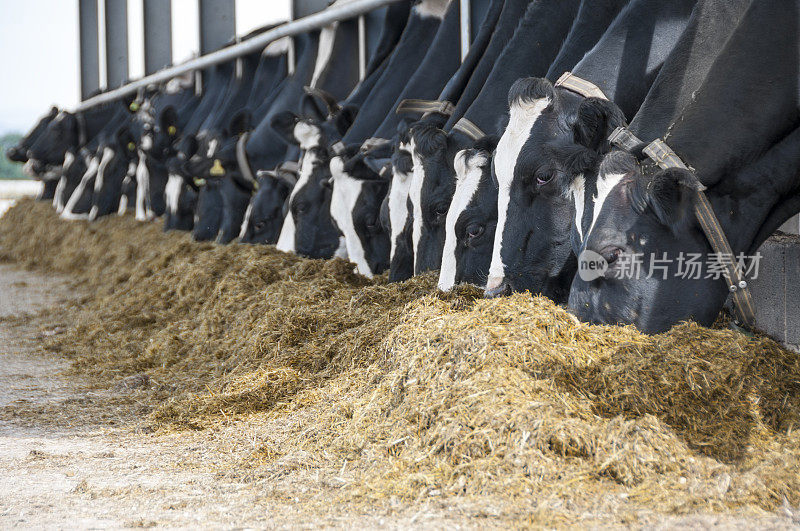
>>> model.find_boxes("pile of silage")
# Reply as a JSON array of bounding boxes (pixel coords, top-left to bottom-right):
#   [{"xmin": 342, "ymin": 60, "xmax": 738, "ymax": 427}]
[{"xmin": 1, "ymin": 199, "xmax": 799, "ymax": 518}]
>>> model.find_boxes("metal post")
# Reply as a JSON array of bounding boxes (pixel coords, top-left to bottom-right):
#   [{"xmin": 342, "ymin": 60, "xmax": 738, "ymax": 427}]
[
  {"xmin": 104, "ymin": 0, "xmax": 129, "ymax": 89},
  {"xmin": 144, "ymin": 0, "xmax": 173, "ymax": 74},
  {"xmin": 459, "ymin": 0, "xmax": 470, "ymax": 61},
  {"xmin": 199, "ymin": 0, "xmax": 236, "ymax": 55},
  {"xmin": 79, "ymin": 0, "xmax": 100, "ymax": 100},
  {"xmin": 75, "ymin": 0, "xmax": 405, "ymax": 111},
  {"xmin": 358, "ymin": 15, "xmax": 367, "ymax": 80}
]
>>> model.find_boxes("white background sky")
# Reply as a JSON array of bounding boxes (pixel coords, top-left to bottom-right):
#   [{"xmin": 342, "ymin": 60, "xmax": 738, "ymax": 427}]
[{"xmin": 0, "ymin": 0, "xmax": 291, "ymax": 135}]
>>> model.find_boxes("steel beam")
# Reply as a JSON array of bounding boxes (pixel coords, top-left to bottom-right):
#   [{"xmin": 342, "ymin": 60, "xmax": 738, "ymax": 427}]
[
  {"xmin": 144, "ymin": 0, "xmax": 173, "ymax": 74},
  {"xmin": 76, "ymin": 0, "xmax": 404, "ymax": 111},
  {"xmin": 79, "ymin": 0, "xmax": 100, "ymax": 100},
  {"xmin": 199, "ymin": 0, "xmax": 236, "ymax": 55},
  {"xmin": 104, "ymin": 0, "xmax": 129, "ymax": 89}
]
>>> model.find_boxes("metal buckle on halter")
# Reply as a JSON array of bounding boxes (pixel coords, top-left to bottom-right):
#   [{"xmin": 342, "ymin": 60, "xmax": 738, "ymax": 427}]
[
  {"xmin": 452, "ymin": 117, "xmax": 486, "ymax": 141},
  {"xmin": 554, "ymin": 72, "xmax": 609, "ymax": 101},
  {"xmin": 395, "ymin": 99, "xmax": 456, "ymax": 117}
]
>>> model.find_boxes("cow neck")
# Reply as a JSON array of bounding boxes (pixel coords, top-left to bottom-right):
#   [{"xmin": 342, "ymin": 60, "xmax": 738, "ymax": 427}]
[{"xmin": 570, "ymin": 0, "xmax": 698, "ymax": 118}]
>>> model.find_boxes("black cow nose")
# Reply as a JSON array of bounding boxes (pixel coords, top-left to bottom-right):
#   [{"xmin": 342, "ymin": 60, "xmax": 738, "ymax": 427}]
[{"xmin": 484, "ymin": 281, "xmax": 512, "ymax": 299}]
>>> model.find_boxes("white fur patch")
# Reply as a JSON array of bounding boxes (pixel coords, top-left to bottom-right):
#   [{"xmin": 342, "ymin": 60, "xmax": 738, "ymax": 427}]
[
  {"xmin": 330, "ymin": 158, "xmax": 370, "ymax": 277},
  {"xmin": 165, "ymin": 173, "xmax": 183, "ymax": 215},
  {"xmin": 570, "ymin": 175, "xmax": 585, "ymax": 242},
  {"xmin": 141, "ymin": 134, "xmax": 153, "ymax": 152},
  {"xmin": 238, "ymin": 202, "xmax": 254, "ymax": 240},
  {"xmin": 61, "ymin": 155, "xmax": 100, "ymax": 220},
  {"xmin": 276, "ymin": 152, "xmax": 315, "ymax": 253},
  {"xmin": 206, "ymin": 138, "xmax": 219, "ymax": 158},
  {"xmin": 310, "ymin": 23, "xmax": 338, "ymax": 88},
  {"xmin": 586, "ymin": 172, "xmax": 625, "ymax": 240},
  {"xmin": 486, "ymin": 97, "xmax": 551, "ymax": 291},
  {"xmin": 293, "ymin": 121, "xmax": 321, "ymax": 151},
  {"xmin": 438, "ymin": 150, "xmax": 486, "ymax": 291},
  {"xmin": 118, "ymin": 176, "xmax": 131, "ymax": 215},
  {"xmin": 53, "ymin": 152, "xmax": 75, "ymax": 212},
  {"xmin": 264, "ymin": 36, "xmax": 292, "ymax": 56},
  {"xmin": 388, "ymin": 160, "xmax": 412, "ymax": 262},
  {"xmin": 88, "ymin": 146, "xmax": 116, "ymax": 220},
  {"xmin": 415, "ymin": 0, "xmax": 450, "ymax": 19},
  {"xmin": 135, "ymin": 152, "xmax": 152, "ymax": 221},
  {"xmin": 408, "ymin": 139, "xmax": 425, "ymax": 272}
]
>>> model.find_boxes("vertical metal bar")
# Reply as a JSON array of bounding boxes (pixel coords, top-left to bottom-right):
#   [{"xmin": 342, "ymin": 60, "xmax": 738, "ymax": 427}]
[
  {"xmin": 104, "ymin": 0, "xmax": 129, "ymax": 89},
  {"xmin": 357, "ymin": 15, "xmax": 367, "ymax": 80},
  {"xmin": 198, "ymin": 0, "xmax": 236, "ymax": 55},
  {"xmin": 144, "ymin": 0, "xmax": 173, "ymax": 74},
  {"xmin": 79, "ymin": 0, "xmax": 100, "ymax": 100},
  {"xmin": 459, "ymin": 0, "xmax": 471, "ymax": 62}
]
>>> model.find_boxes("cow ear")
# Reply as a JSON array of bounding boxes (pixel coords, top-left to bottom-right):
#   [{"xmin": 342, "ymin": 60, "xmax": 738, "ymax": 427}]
[
  {"xmin": 637, "ymin": 168, "xmax": 698, "ymax": 234},
  {"xmin": 572, "ymin": 98, "xmax": 626, "ymax": 153},
  {"xmin": 507, "ymin": 77, "xmax": 554, "ymax": 108},
  {"xmin": 48, "ymin": 106, "xmax": 59, "ymax": 117},
  {"xmin": 227, "ymin": 110, "xmax": 252, "ymax": 137},
  {"xmin": 333, "ymin": 105, "xmax": 358, "ymax": 137},
  {"xmin": 474, "ymin": 134, "xmax": 499, "ymax": 154},
  {"xmin": 270, "ymin": 111, "xmax": 300, "ymax": 145},
  {"xmin": 301, "ymin": 93, "xmax": 327, "ymax": 121},
  {"xmin": 160, "ymin": 106, "xmax": 179, "ymax": 134}
]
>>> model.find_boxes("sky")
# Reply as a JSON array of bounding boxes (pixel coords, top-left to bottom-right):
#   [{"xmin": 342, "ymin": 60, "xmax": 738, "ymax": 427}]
[{"xmin": 0, "ymin": 0, "xmax": 291, "ymax": 135}]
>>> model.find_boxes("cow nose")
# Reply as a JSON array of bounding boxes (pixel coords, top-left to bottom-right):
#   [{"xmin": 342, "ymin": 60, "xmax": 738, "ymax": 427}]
[
  {"xmin": 484, "ymin": 278, "xmax": 512, "ymax": 298},
  {"xmin": 6, "ymin": 146, "xmax": 18, "ymax": 159}
]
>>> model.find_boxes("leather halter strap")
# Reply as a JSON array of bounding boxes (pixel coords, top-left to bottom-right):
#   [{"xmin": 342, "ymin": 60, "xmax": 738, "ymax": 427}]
[
  {"xmin": 452, "ymin": 117, "xmax": 486, "ymax": 141},
  {"xmin": 554, "ymin": 71, "xmax": 609, "ymax": 101},
  {"xmin": 395, "ymin": 99, "xmax": 456, "ymax": 117},
  {"xmin": 236, "ymin": 132, "xmax": 259, "ymax": 191},
  {"xmin": 609, "ymin": 127, "xmax": 757, "ymax": 328}
]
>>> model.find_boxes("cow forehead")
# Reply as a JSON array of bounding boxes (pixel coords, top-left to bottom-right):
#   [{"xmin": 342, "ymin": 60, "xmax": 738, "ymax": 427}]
[
  {"xmin": 494, "ymin": 97, "xmax": 551, "ymax": 188},
  {"xmin": 293, "ymin": 121, "xmax": 322, "ymax": 151}
]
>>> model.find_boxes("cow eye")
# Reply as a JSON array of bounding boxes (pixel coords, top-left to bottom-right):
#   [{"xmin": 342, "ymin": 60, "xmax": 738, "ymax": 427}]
[
  {"xmin": 602, "ymin": 246, "xmax": 623, "ymax": 265},
  {"xmin": 254, "ymin": 221, "xmax": 266, "ymax": 232},
  {"xmin": 536, "ymin": 172, "xmax": 555, "ymax": 186},
  {"xmin": 294, "ymin": 201, "xmax": 309, "ymax": 214},
  {"xmin": 466, "ymin": 223, "xmax": 484, "ymax": 240},
  {"xmin": 433, "ymin": 204, "xmax": 449, "ymax": 219}
]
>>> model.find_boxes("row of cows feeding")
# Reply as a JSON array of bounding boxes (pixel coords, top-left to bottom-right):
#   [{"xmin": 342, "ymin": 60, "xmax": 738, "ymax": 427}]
[{"xmin": 7, "ymin": 0, "xmax": 800, "ymax": 334}]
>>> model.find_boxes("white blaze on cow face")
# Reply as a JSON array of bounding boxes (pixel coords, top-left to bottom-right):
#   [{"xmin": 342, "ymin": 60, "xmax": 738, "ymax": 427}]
[
  {"xmin": 141, "ymin": 133, "xmax": 153, "ymax": 152},
  {"xmin": 276, "ymin": 151, "xmax": 315, "ymax": 253},
  {"xmin": 165, "ymin": 173, "xmax": 183, "ymax": 216},
  {"xmin": 135, "ymin": 151, "xmax": 152, "ymax": 221},
  {"xmin": 388, "ymin": 149, "xmax": 412, "ymax": 262},
  {"xmin": 586, "ymin": 172, "xmax": 626, "ymax": 242},
  {"xmin": 88, "ymin": 146, "xmax": 116, "ymax": 220},
  {"xmin": 329, "ymin": 156, "xmax": 370, "ymax": 277},
  {"xmin": 206, "ymin": 138, "xmax": 219, "ymax": 159},
  {"xmin": 438, "ymin": 150, "xmax": 486, "ymax": 291},
  {"xmin": 486, "ymin": 96, "xmax": 551, "ymax": 291},
  {"xmin": 408, "ymin": 138, "xmax": 426, "ymax": 272},
  {"xmin": 238, "ymin": 202, "xmax": 254, "ymax": 240},
  {"xmin": 53, "ymin": 151, "xmax": 75, "ymax": 213},
  {"xmin": 293, "ymin": 121, "xmax": 322, "ymax": 150},
  {"xmin": 415, "ymin": 0, "xmax": 450, "ymax": 19},
  {"xmin": 62, "ymin": 154, "xmax": 101, "ymax": 220},
  {"xmin": 570, "ymin": 175, "xmax": 586, "ymax": 243}
]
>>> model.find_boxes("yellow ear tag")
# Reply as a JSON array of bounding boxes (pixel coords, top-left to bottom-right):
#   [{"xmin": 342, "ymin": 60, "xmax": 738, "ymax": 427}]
[
  {"xmin": 127, "ymin": 142, "xmax": 136, "ymax": 151},
  {"xmin": 167, "ymin": 125, "xmax": 177, "ymax": 136},
  {"xmin": 210, "ymin": 159, "xmax": 225, "ymax": 176},
  {"xmin": 194, "ymin": 178, "xmax": 206, "ymax": 187},
  {"xmin": 129, "ymin": 102, "xmax": 140, "ymax": 112}
]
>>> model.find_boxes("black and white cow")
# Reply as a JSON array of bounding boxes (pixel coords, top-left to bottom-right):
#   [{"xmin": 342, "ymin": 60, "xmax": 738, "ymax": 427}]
[
  {"xmin": 568, "ymin": 0, "xmax": 800, "ymax": 332},
  {"xmin": 409, "ymin": 0, "xmax": 583, "ymax": 276},
  {"xmin": 485, "ymin": 0, "xmax": 698, "ymax": 301},
  {"xmin": 5, "ymin": 106, "xmax": 60, "ymax": 200}
]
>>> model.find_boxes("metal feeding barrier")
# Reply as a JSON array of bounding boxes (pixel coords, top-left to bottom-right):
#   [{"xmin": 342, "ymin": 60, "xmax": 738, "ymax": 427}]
[{"xmin": 75, "ymin": 0, "xmax": 405, "ymax": 112}]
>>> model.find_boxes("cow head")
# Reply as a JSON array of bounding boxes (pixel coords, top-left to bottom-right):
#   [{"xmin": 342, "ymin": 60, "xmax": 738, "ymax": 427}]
[
  {"xmin": 27, "ymin": 110, "xmax": 80, "ymax": 166},
  {"xmin": 408, "ymin": 123, "xmax": 464, "ymax": 274},
  {"xmin": 89, "ymin": 126, "xmax": 140, "ymax": 219},
  {"xmin": 386, "ymin": 124, "xmax": 415, "ymax": 282},
  {"xmin": 486, "ymin": 77, "xmax": 625, "ymax": 303},
  {"xmin": 6, "ymin": 106, "xmax": 58, "ymax": 164},
  {"xmin": 329, "ymin": 146, "xmax": 391, "ymax": 278},
  {"xmin": 271, "ymin": 103, "xmax": 356, "ymax": 259},
  {"xmin": 438, "ymin": 136, "xmax": 499, "ymax": 291},
  {"xmin": 239, "ymin": 167, "xmax": 296, "ymax": 244}
]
